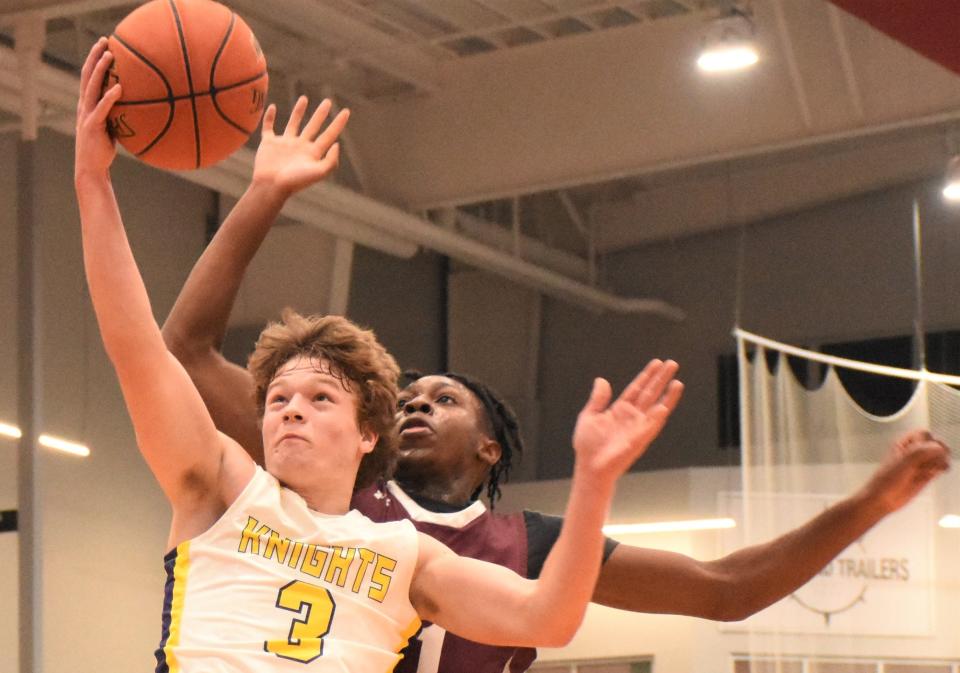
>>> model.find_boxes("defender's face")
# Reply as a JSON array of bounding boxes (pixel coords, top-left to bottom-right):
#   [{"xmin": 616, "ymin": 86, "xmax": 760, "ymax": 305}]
[
  {"xmin": 261, "ymin": 356, "xmax": 373, "ymax": 487},
  {"xmin": 394, "ymin": 376, "xmax": 491, "ymax": 479}
]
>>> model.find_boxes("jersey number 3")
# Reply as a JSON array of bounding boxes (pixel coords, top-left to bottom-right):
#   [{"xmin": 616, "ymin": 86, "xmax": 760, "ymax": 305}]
[{"xmin": 265, "ymin": 580, "xmax": 336, "ymax": 663}]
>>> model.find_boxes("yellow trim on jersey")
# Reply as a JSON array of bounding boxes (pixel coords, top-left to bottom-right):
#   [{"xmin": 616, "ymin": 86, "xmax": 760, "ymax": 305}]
[
  {"xmin": 163, "ymin": 542, "xmax": 191, "ymax": 673},
  {"xmin": 386, "ymin": 615, "xmax": 423, "ymax": 672}
]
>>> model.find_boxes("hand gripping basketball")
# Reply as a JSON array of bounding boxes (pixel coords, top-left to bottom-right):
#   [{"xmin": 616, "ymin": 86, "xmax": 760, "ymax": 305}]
[
  {"xmin": 106, "ymin": 0, "xmax": 268, "ymax": 170},
  {"xmin": 76, "ymin": 38, "xmax": 123, "ymax": 178}
]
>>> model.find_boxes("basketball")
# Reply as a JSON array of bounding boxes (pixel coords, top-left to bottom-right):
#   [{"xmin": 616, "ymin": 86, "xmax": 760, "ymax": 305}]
[{"xmin": 105, "ymin": 0, "xmax": 268, "ymax": 170}]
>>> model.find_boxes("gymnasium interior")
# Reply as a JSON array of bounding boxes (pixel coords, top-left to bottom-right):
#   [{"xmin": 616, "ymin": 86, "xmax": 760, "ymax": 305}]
[{"xmin": 2, "ymin": 1, "xmax": 960, "ymax": 671}]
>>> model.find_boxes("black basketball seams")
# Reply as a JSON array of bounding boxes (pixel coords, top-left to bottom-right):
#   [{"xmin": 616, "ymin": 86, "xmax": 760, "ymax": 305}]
[
  {"xmin": 110, "ymin": 33, "xmax": 177, "ymax": 159},
  {"xmin": 168, "ymin": 0, "xmax": 202, "ymax": 168},
  {"xmin": 113, "ymin": 71, "xmax": 267, "ymax": 107},
  {"xmin": 209, "ymin": 13, "xmax": 253, "ymax": 136}
]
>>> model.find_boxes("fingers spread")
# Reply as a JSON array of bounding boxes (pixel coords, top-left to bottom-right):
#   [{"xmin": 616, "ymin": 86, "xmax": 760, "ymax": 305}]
[
  {"xmin": 619, "ymin": 359, "xmax": 660, "ymax": 406},
  {"xmin": 659, "ymin": 379, "xmax": 684, "ymax": 415},
  {"xmin": 301, "ymin": 98, "xmax": 332, "ymax": 139},
  {"xmin": 312, "ymin": 108, "xmax": 350, "ymax": 155},
  {"xmin": 583, "ymin": 377, "xmax": 613, "ymax": 414},
  {"xmin": 296, "ymin": 143, "xmax": 341, "ymax": 185},
  {"xmin": 284, "ymin": 95, "xmax": 308, "ymax": 137},
  {"xmin": 635, "ymin": 359, "xmax": 679, "ymax": 410},
  {"xmin": 321, "ymin": 142, "xmax": 341, "ymax": 171},
  {"xmin": 261, "ymin": 104, "xmax": 277, "ymax": 136}
]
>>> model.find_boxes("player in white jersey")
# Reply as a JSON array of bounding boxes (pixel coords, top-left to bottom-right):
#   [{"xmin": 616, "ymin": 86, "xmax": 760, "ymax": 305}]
[
  {"xmin": 75, "ymin": 39, "xmax": 684, "ymax": 673},
  {"xmin": 157, "ymin": 462, "xmax": 423, "ymax": 672}
]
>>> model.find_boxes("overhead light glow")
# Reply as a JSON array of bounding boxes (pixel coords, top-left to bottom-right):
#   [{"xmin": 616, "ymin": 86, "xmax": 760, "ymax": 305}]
[
  {"xmin": 943, "ymin": 156, "xmax": 960, "ymax": 202},
  {"xmin": 940, "ymin": 514, "xmax": 960, "ymax": 529},
  {"xmin": 603, "ymin": 517, "xmax": 736, "ymax": 535},
  {"xmin": 697, "ymin": 45, "xmax": 759, "ymax": 73},
  {"xmin": 943, "ymin": 182, "xmax": 960, "ymax": 202},
  {"xmin": 39, "ymin": 434, "xmax": 90, "ymax": 457},
  {"xmin": 0, "ymin": 422, "xmax": 22, "ymax": 439},
  {"xmin": 0, "ymin": 421, "xmax": 90, "ymax": 457}
]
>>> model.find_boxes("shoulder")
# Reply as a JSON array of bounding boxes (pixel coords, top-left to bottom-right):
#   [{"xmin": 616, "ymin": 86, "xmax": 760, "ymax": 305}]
[
  {"xmin": 522, "ymin": 509, "xmax": 620, "ymax": 579},
  {"xmin": 351, "ymin": 480, "xmax": 410, "ymax": 523},
  {"xmin": 522, "ymin": 509, "xmax": 563, "ymax": 542},
  {"xmin": 349, "ymin": 510, "xmax": 420, "ymax": 545}
]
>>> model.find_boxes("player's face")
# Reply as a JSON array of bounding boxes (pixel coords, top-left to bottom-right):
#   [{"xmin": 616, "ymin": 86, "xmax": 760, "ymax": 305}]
[
  {"xmin": 261, "ymin": 355, "xmax": 374, "ymax": 488},
  {"xmin": 394, "ymin": 376, "xmax": 495, "ymax": 484}
]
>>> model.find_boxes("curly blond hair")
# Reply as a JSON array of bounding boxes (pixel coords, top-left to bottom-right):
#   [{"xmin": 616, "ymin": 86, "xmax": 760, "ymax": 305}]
[{"xmin": 248, "ymin": 309, "xmax": 400, "ymax": 489}]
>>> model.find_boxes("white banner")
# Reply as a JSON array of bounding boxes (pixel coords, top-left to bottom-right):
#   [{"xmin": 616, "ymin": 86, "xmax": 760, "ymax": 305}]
[{"xmin": 718, "ymin": 492, "xmax": 934, "ymax": 636}]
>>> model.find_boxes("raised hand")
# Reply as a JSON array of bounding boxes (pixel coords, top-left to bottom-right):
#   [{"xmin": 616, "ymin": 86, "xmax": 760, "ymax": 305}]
[
  {"xmin": 572, "ymin": 359, "xmax": 683, "ymax": 486},
  {"xmin": 252, "ymin": 95, "xmax": 349, "ymax": 198},
  {"xmin": 858, "ymin": 429, "xmax": 951, "ymax": 514},
  {"xmin": 75, "ymin": 37, "xmax": 122, "ymax": 178}
]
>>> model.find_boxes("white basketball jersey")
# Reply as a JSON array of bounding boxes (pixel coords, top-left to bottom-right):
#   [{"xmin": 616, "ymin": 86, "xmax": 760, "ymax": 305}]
[{"xmin": 155, "ymin": 466, "xmax": 422, "ymax": 673}]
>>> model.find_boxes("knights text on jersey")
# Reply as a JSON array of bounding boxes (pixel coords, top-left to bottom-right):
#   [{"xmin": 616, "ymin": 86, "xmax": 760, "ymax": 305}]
[{"xmin": 155, "ymin": 467, "xmax": 421, "ymax": 673}]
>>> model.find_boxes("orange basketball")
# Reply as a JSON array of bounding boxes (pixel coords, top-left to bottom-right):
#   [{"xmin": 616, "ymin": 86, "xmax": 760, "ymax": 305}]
[{"xmin": 106, "ymin": 0, "xmax": 268, "ymax": 170}]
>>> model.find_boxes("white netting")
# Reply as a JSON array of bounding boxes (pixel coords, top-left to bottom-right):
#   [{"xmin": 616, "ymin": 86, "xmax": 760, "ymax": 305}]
[{"xmin": 726, "ymin": 329, "xmax": 960, "ymax": 669}]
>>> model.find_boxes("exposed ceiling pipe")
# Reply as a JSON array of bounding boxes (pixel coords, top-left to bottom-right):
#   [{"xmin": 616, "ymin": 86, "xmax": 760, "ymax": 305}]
[
  {"xmin": 415, "ymin": 107, "xmax": 960, "ymax": 212},
  {"xmin": 453, "ymin": 209, "xmax": 590, "ymax": 282},
  {"xmin": 300, "ymin": 176, "xmax": 686, "ymax": 321},
  {"xmin": 0, "ymin": 44, "xmax": 418, "ymax": 260},
  {"xmin": 0, "ymin": 0, "xmax": 133, "ymax": 24},
  {"xmin": 14, "ymin": 15, "xmax": 45, "ymax": 141},
  {"xmin": 191, "ymin": 151, "xmax": 418, "ymax": 259},
  {"xmin": 0, "ymin": 42, "xmax": 684, "ymax": 320},
  {"xmin": 229, "ymin": 0, "xmax": 440, "ymax": 94}
]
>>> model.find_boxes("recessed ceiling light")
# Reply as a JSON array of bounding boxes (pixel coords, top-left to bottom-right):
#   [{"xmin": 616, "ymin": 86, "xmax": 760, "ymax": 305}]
[{"xmin": 698, "ymin": 8, "xmax": 759, "ymax": 74}]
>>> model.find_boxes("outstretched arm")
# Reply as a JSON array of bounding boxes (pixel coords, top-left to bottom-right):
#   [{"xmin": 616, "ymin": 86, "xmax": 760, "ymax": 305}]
[
  {"xmin": 411, "ymin": 361, "xmax": 684, "ymax": 646},
  {"xmin": 161, "ymin": 96, "xmax": 349, "ymax": 463},
  {"xmin": 75, "ymin": 40, "xmax": 252, "ymax": 545},
  {"xmin": 591, "ymin": 428, "xmax": 950, "ymax": 621}
]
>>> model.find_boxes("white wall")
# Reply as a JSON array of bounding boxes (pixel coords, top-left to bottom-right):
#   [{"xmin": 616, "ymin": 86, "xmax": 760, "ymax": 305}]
[
  {"xmin": 0, "ymin": 130, "xmax": 20, "ymax": 673},
  {"xmin": 0, "ymin": 129, "xmax": 213, "ymax": 672},
  {"xmin": 500, "ymin": 466, "xmax": 960, "ymax": 672},
  {"xmin": 535, "ymin": 179, "xmax": 960, "ymax": 478}
]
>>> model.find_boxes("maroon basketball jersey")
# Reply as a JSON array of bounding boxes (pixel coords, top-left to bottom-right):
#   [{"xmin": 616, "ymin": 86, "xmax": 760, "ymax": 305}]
[{"xmin": 351, "ymin": 481, "xmax": 538, "ymax": 673}]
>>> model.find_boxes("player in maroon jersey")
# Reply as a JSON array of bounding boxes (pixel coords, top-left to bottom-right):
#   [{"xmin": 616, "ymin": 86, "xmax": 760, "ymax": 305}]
[{"xmin": 162, "ymin": 97, "xmax": 951, "ymax": 673}]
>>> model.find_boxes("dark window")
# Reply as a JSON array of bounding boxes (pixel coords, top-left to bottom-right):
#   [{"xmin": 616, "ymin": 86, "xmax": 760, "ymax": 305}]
[
  {"xmin": 718, "ymin": 331, "xmax": 960, "ymax": 449},
  {"xmin": 0, "ymin": 509, "xmax": 17, "ymax": 533}
]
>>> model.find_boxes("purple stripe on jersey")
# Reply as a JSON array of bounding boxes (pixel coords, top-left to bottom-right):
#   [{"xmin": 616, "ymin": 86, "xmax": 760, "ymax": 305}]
[{"xmin": 154, "ymin": 547, "xmax": 179, "ymax": 673}]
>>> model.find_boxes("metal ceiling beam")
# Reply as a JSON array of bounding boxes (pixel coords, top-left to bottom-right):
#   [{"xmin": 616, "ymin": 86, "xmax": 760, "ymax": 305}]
[
  {"xmin": 0, "ymin": 0, "xmax": 135, "ymax": 23},
  {"xmin": 0, "ymin": 42, "xmax": 681, "ymax": 318},
  {"xmin": 229, "ymin": 0, "xmax": 440, "ymax": 94},
  {"xmin": 453, "ymin": 209, "xmax": 590, "ymax": 281},
  {"xmin": 412, "ymin": 103, "xmax": 960, "ymax": 213},
  {"xmin": 0, "ymin": 43, "xmax": 418, "ymax": 259},
  {"xmin": 827, "ymin": 3, "xmax": 865, "ymax": 120},
  {"xmin": 770, "ymin": 0, "xmax": 813, "ymax": 129}
]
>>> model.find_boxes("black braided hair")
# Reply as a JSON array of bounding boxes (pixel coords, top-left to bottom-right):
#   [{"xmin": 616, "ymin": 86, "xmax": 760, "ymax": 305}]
[{"xmin": 401, "ymin": 370, "xmax": 523, "ymax": 508}]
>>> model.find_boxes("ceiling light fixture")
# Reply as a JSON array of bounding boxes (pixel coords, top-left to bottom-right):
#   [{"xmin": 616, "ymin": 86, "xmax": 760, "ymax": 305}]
[
  {"xmin": 38, "ymin": 434, "xmax": 90, "ymax": 457},
  {"xmin": 942, "ymin": 156, "xmax": 960, "ymax": 202},
  {"xmin": 0, "ymin": 421, "xmax": 22, "ymax": 439},
  {"xmin": 940, "ymin": 514, "xmax": 960, "ymax": 529},
  {"xmin": 0, "ymin": 421, "xmax": 90, "ymax": 457},
  {"xmin": 603, "ymin": 517, "xmax": 736, "ymax": 535},
  {"xmin": 697, "ymin": 6, "xmax": 759, "ymax": 74}
]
